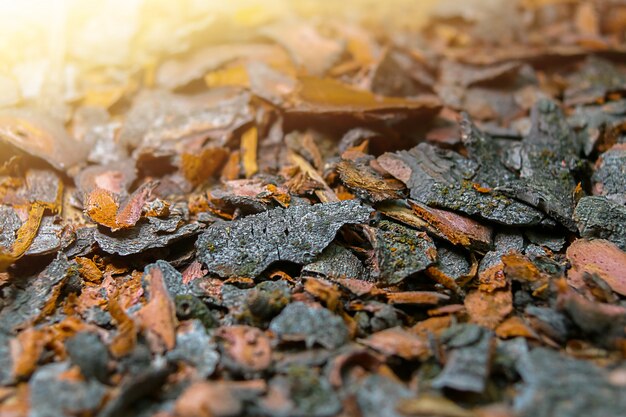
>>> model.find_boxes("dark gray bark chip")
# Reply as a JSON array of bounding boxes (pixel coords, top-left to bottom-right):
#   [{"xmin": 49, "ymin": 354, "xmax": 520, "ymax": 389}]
[
  {"xmin": 379, "ymin": 142, "xmax": 545, "ymax": 226},
  {"xmin": 497, "ymin": 100, "xmax": 582, "ymax": 231},
  {"xmin": 365, "ymin": 220, "xmax": 437, "ymax": 285},
  {"xmin": 95, "ymin": 217, "xmax": 200, "ymax": 256},
  {"xmin": 269, "ymin": 302, "xmax": 349, "ymax": 349},
  {"xmin": 196, "ymin": 200, "xmax": 373, "ymax": 278},
  {"xmin": 574, "ymin": 196, "xmax": 626, "ymax": 251},
  {"xmin": 431, "ymin": 324, "xmax": 494, "ymax": 393},
  {"xmin": 515, "ymin": 347, "xmax": 626, "ymax": 417}
]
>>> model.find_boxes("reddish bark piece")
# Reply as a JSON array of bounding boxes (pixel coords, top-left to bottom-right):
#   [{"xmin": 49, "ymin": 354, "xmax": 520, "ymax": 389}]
[
  {"xmin": 501, "ymin": 253, "xmax": 550, "ymax": 296},
  {"xmin": 386, "ymin": 291, "xmax": 449, "ymax": 305},
  {"xmin": 181, "ymin": 146, "xmax": 229, "ymax": 186},
  {"xmin": 411, "ymin": 316, "xmax": 453, "ymax": 338},
  {"xmin": 495, "ymin": 316, "xmax": 539, "ymax": 340},
  {"xmin": 337, "ymin": 160, "xmax": 406, "ymax": 202},
  {"xmin": 0, "ymin": 202, "xmax": 45, "ymax": 271},
  {"xmin": 10, "ymin": 327, "xmax": 47, "ymax": 379},
  {"xmin": 182, "ymin": 261, "xmax": 206, "ymax": 285},
  {"xmin": 465, "ymin": 288, "xmax": 513, "ymax": 330},
  {"xmin": 108, "ymin": 292, "xmax": 137, "ymax": 358},
  {"xmin": 327, "ymin": 349, "xmax": 383, "ymax": 388},
  {"xmin": 288, "ymin": 76, "xmax": 441, "ymax": 119},
  {"xmin": 174, "ymin": 380, "xmax": 266, "ymax": 417},
  {"xmin": 567, "ymin": 239, "xmax": 626, "ymax": 296},
  {"xmin": 115, "ymin": 181, "xmax": 157, "ymax": 229},
  {"xmin": 75, "ymin": 257, "xmax": 103, "ymax": 283},
  {"xmin": 215, "ymin": 326, "xmax": 272, "ymax": 373},
  {"xmin": 85, "ymin": 182, "xmax": 157, "ymax": 231},
  {"xmin": 84, "ymin": 188, "xmax": 119, "ymax": 229},
  {"xmin": 479, "ymin": 263, "xmax": 508, "ymax": 293},
  {"xmin": 358, "ymin": 327, "xmax": 429, "ymax": 360},
  {"xmin": 397, "ymin": 395, "xmax": 477, "ymax": 417},
  {"xmin": 409, "ymin": 200, "xmax": 493, "ymax": 251},
  {"xmin": 135, "ymin": 266, "xmax": 178, "ymax": 352}
]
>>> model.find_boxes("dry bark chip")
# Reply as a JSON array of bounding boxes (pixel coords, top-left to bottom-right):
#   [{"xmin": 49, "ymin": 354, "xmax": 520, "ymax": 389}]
[
  {"xmin": 515, "ymin": 347, "xmax": 626, "ymax": 417},
  {"xmin": 258, "ymin": 367, "xmax": 342, "ymax": 417},
  {"xmin": 261, "ymin": 20, "xmax": 343, "ymax": 76},
  {"xmin": 118, "ymin": 88, "xmax": 253, "ymax": 150},
  {"xmin": 175, "ymin": 380, "xmax": 266, "ymax": 417},
  {"xmin": 386, "ymin": 290, "xmax": 449, "ymax": 306},
  {"xmin": 564, "ymin": 56, "xmax": 626, "ymax": 106},
  {"xmin": 0, "ymin": 107, "xmax": 88, "ymax": 170},
  {"xmin": 65, "ymin": 332, "xmax": 109, "ymax": 383},
  {"xmin": 95, "ymin": 216, "xmax": 200, "ymax": 256},
  {"xmin": 464, "ymin": 288, "xmax": 513, "ymax": 330},
  {"xmin": 135, "ymin": 261, "xmax": 179, "ymax": 352},
  {"xmin": 356, "ymin": 374, "xmax": 412, "ymax": 417},
  {"xmin": 426, "ymin": 244, "xmax": 476, "ymax": 292},
  {"xmin": 288, "ymin": 76, "xmax": 441, "ymax": 120},
  {"xmin": 269, "ymin": 302, "xmax": 349, "ymax": 349},
  {"xmin": 592, "ymin": 144, "xmax": 626, "ymax": 204},
  {"xmin": 397, "ymin": 395, "xmax": 476, "ymax": 417},
  {"xmin": 215, "ymin": 325, "xmax": 272, "ymax": 374},
  {"xmin": 0, "ymin": 254, "xmax": 73, "ymax": 333},
  {"xmin": 166, "ymin": 320, "xmax": 220, "ymax": 379},
  {"xmin": 573, "ymin": 196, "xmax": 626, "ymax": 251},
  {"xmin": 556, "ymin": 284, "xmax": 626, "ymax": 347},
  {"xmin": 497, "ymin": 100, "xmax": 582, "ymax": 230},
  {"xmin": 432, "ymin": 324, "xmax": 494, "ymax": 393},
  {"xmin": 378, "ymin": 143, "xmax": 545, "ymax": 226},
  {"xmin": 358, "ymin": 326, "xmax": 429, "ymax": 360},
  {"xmin": 408, "ymin": 200, "xmax": 493, "ymax": 252},
  {"xmin": 29, "ymin": 362, "xmax": 106, "ymax": 417},
  {"xmin": 196, "ymin": 200, "xmax": 372, "ymax": 278},
  {"xmin": 566, "ymin": 238, "xmax": 626, "ymax": 296},
  {"xmin": 336, "ymin": 159, "xmax": 406, "ymax": 203},
  {"xmin": 302, "ymin": 243, "xmax": 367, "ymax": 281},
  {"xmin": 365, "ymin": 220, "xmax": 437, "ymax": 286}
]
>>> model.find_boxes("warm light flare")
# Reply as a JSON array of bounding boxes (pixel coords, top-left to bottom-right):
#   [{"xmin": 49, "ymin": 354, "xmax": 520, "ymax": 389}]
[{"xmin": 0, "ymin": 0, "xmax": 438, "ymax": 110}]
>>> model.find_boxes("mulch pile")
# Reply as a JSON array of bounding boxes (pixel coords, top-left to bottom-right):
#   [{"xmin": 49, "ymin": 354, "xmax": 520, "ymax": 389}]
[{"xmin": 1, "ymin": 1, "xmax": 626, "ymax": 416}]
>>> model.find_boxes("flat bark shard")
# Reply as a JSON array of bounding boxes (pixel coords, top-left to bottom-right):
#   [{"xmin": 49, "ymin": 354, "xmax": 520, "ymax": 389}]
[
  {"xmin": 95, "ymin": 217, "xmax": 200, "ymax": 256},
  {"xmin": 460, "ymin": 113, "xmax": 519, "ymax": 188},
  {"xmin": 497, "ymin": 100, "xmax": 582, "ymax": 231},
  {"xmin": 426, "ymin": 244, "xmax": 475, "ymax": 291},
  {"xmin": 592, "ymin": 144, "xmax": 626, "ymax": 204},
  {"xmin": 515, "ymin": 347, "xmax": 626, "ymax": 417},
  {"xmin": 573, "ymin": 196, "xmax": 626, "ymax": 251},
  {"xmin": 379, "ymin": 143, "xmax": 545, "ymax": 226},
  {"xmin": 356, "ymin": 374, "xmax": 413, "ymax": 417},
  {"xmin": 259, "ymin": 367, "xmax": 342, "ymax": 417},
  {"xmin": 29, "ymin": 362, "xmax": 106, "ymax": 417},
  {"xmin": 408, "ymin": 200, "xmax": 493, "ymax": 252},
  {"xmin": 118, "ymin": 88, "xmax": 253, "ymax": 150},
  {"xmin": 65, "ymin": 332, "xmax": 110, "ymax": 383},
  {"xmin": 166, "ymin": 320, "xmax": 220, "ymax": 379},
  {"xmin": 365, "ymin": 220, "xmax": 437, "ymax": 286},
  {"xmin": 0, "ymin": 254, "xmax": 73, "ymax": 333},
  {"xmin": 566, "ymin": 239, "xmax": 626, "ymax": 296},
  {"xmin": 431, "ymin": 324, "xmax": 494, "ymax": 393},
  {"xmin": 135, "ymin": 261, "xmax": 180, "ymax": 352},
  {"xmin": 196, "ymin": 200, "xmax": 373, "ymax": 278},
  {"xmin": 269, "ymin": 302, "xmax": 349, "ymax": 349},
  {"xmin": 302, "ymin": 243, "xmax": 367, "ymax": 281},
  {"xmin": 564, "ymin": 56, "xmax": 626, "ymax": 106},
  {"xmin": 0, "ymin": 107, "xmax": 89, "ymax": 170},
  {"xmin": 336, "ymin": 159, "xmax": 406, "ymax": 203}
]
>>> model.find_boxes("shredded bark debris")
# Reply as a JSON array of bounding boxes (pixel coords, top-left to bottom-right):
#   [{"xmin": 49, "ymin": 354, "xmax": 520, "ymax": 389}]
[{"xmin": 1, "ymin": 1, "xmax": 626, "ymax": 416}]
